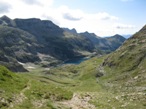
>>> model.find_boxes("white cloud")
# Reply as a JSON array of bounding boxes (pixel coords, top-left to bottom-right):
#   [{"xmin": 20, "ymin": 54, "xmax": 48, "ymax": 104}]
[
  {"xmin": 114, "ymin": 23, "xmax": 136, "ymax": 29},
  {"xmin": 63, "ymin": 13, "xmax": 83, "ymax": 21},
  {"xmin": 0, "ymin": 0, "xmax": 54, "ymax": 19},
  {"xmin": 111, "ymin": 23, "xmax": 137, "ymax": 36},
  {"xmin": 95, "ymin": 12, "xmax": 119, "ymax": 20},
  {"xmin": 0, "ymin": 1, "xmax": 11, "ymax": 14},
  {"xmin": 59, "ymin": 6, "xmax": 83, "ymax": 21},
  {"xmin": 21, "ymin": 0, "xmax": 53, "ymax": 6},
  {"xmin": 44, "ymin": 6, "xmax": 119, "ymax": 36},
  {"xmin": 21, "ymin": 0, "xmax": 41, "ymax": 5}
]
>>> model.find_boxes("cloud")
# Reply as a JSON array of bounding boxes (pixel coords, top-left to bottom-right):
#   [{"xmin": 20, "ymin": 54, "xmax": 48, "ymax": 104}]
[
  {"xmin": 56, "ymin": 6, "xmax": 118, "ymax": 22},
  {"xmin": 95, "ymin": 12, "xmax": 119, "ymax": 20},
  {"xmin": 0, "ymin": 1, "xmax": 11, "ymax": 14},
  {"xmin": 21, "ymin": 0, "xmax": 54, "ymax": 6},
  {"xmin": 42, "ymin": 6, "xmax": 122, "ymax": 36},
  {"xmin": 21, "ymin": 0, "xmax": 41, "ymax": 5},
  {"xmin": 114, "ymin": 23, "xmax": 136, "ymax": 29},
  {"xmin": 57, "ymin": 6, "xmax": 83, "ymax": 21},
  {"xmin": 63, "ymin": 13, "xmax": 82, "ymax": 21}
]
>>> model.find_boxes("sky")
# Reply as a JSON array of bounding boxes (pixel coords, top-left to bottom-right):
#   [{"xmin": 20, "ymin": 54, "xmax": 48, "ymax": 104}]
[{"xmin": 0, "ymin": 0, "xmax": 146, "ymax": 36}]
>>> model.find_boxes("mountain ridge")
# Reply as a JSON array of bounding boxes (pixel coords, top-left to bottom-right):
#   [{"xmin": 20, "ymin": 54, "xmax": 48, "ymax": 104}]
[{"xmin": 0, "ymin": 15, "xmax": 126, "ymax": 72}]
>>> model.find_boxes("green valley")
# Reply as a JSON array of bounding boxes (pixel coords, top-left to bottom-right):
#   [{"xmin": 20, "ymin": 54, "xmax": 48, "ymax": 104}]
[{"xmin": 1, "ymin": 54, "xmax": 146, "ymax": 108}]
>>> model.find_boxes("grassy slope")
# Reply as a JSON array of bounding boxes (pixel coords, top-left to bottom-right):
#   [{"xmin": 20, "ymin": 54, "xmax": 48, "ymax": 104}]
[
  {"xmin": 98, "ymin": 25, "xmax": 146, "ymax": 108},
  {"xmin": 0, "ymin": 54, "xmax": 146, "ymax": 109},
  {"xmin": 0, "ymin": 65, "xmax": 27, "ymax": 108},
  {"xmin": 0, "ymin": 65, "xmax": 72, "ymax": 109},
  {"xmin": 101, "ymin": 26, "xmax": 146, "ymax": 93},
  {"xmin": 48, "ymin": 56, "xmax": 146, "ymax": 109}
]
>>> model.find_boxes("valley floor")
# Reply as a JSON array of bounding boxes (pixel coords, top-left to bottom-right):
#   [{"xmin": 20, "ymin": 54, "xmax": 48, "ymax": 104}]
[{"xmin": 0, "ymin": 56, "xmax": 146, "ymax": 109}]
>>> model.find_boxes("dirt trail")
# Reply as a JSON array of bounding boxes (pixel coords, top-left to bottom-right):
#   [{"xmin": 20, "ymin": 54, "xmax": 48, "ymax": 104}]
[
  {"xmin": 10, "ymin": 80, "xmax": 31, "ymax": 108},
  {"xmin": 21, "ymin": 80, "xmax": 31, "ymax": 94},
  {"xmin": 59, "ymin": 93, "xmax": 96, "ymax": 109}
]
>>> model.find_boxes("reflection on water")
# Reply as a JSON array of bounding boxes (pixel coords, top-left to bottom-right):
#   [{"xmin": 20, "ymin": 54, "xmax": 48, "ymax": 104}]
[{"xmin": 64, "ymin": 57, "xmax": 89, "ymax": 65}]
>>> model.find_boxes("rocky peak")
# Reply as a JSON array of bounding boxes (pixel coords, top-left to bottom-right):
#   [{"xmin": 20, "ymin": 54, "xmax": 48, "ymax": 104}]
[
  {"xmin": 71, "ymin": 28, "xmax": 77, "ymax": 34},
  {"xmin": 113, "ymin": 34, "xmax": 122, "ymax": 37},
  {"xmin": 110, "ymin": 34, "xmax": 126, "ymax": 41},
  {"xmin": 62, "ymin": 28, "xmax": 78, "ymax": 34},
  {"xmin": 14, "ymin": 18, "xmax": 59, "ymax": 28},
  {"xmin": 14, "ymin": 18, "xmax": 41, "ymax": 24},
  {"xmin": 0, "ymin": 15, "xmax": 10, "ymax": 20},
  {"xmin": 0, "ymin": 15, "xmax": 16, "ymax": 27},
  {"xmin": 42, "ymin": 20, "xmax": 58, "ymax": 28},
  {"xmin": 80, "ymin": 31, "xmax": 99, "ymax": 38}
]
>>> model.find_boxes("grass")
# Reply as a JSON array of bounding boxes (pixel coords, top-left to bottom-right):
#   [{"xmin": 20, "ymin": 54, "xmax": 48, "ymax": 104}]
[
  {"xmin": 47, "ymin": 57, "xmax": 104, "ymax": 92},
  {"xmin": 0, "ymin": 66, "xmax": 28, "ymax": 108},
  {"xmin": 0, "ymin": 64, "xmax": 73, "ymax": 109},
  {"xmin": 0, "ymin": 66, "xmax": 27, "ymax": 96},
  {"xmin": 1, "ymin": 54, "xmax": 146, "ymax": 109}
]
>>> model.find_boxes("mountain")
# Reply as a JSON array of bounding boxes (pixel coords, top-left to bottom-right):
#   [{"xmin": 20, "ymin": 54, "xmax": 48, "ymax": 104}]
[
  {"xmin": 123, "ymin": 34, "xmax": 132, "ymax": 39},
  {"xmin": 14, "ymin": 18, "xmax": 80, "ymax": 60},
  {"xmin": 0, "ymin": 25, "xmax": 39, "ymax": 72},
  {"xmin": 103, "ymin": 25, "xmax": 146, "ymax": 71},
  {"xmin": 105, "ymin": 34, "xmax": 126, "ymax": 51},
  {"xmin": 0, "ymin": 15, "xmax": 16, "ymax": 27},
  {"xmin": 79, "ymin": 31, "xmax": 100, "ymax": 44},
  {"xmin": 63, "ymin": 28, "xmax": 126, "ymax": 52},
  {"xmin": 102, "ymin": 25, "xmax": 146, "ymax": 94},
  {"xmin": 80, "ymin": 32, "xmax": 126, "ymax": 53},
  {"xmin": 0, "ymin": 16, "xmax": 87, "ymax": 71},
  {"xmin": 0, "ymin": 15, "xmax": 126, "ymax": 72},
  {"xmin": 62, "ymin": 28, "xmax": 78, "ymax": 34}
]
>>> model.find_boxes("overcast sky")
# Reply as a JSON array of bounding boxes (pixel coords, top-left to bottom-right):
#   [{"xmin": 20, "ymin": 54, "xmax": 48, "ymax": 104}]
[{"xmin": 0, "ymin": 0, "xmax": 145, "ymax": 36}]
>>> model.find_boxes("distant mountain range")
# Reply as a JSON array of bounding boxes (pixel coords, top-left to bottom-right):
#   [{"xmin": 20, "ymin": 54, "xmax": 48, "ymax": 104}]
[
  {"xmin": 63, "ymin": 28, "xmax": 126, "ymax": 53},
  {"xmin": 122, "ymin": 34, "xmax": 132, "ymax": 39},
  {"xmin": 0, "ymin": 15, "xmax": 126, "ymax": 72}
]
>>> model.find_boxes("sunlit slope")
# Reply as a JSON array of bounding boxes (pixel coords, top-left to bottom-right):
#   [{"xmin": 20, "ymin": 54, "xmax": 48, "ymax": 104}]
[{"xmin": 102, "ymin": 25, "xmax": 146, "ymax": 90}]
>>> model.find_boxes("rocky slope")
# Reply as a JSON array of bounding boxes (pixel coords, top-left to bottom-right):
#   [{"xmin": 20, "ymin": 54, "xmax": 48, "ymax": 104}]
[{"xmin": 0, "ymin": 26, "xmax": 38, "ymax": 72}]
